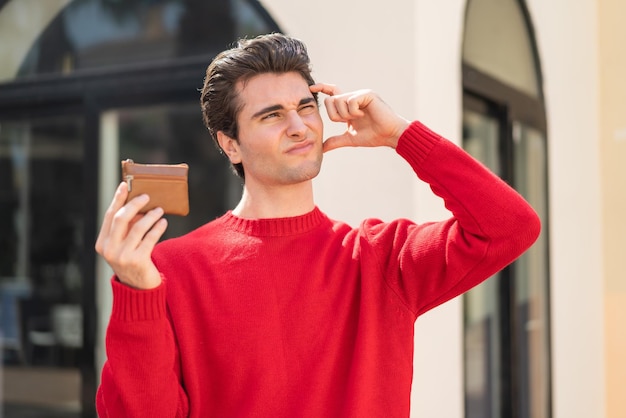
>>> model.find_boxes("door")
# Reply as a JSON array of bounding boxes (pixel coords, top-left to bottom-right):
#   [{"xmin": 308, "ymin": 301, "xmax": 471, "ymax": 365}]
[{"xmin": 0, "ymin": 113, "xmax": 84, "ymax": 417}]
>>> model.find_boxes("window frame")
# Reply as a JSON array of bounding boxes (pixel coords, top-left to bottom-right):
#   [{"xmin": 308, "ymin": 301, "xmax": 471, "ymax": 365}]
[{"xmin": 462, "ymin": 58, "xmax": 552, "ymax": 418}]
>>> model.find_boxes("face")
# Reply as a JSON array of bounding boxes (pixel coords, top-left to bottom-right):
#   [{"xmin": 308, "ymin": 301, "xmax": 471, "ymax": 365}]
[{"xmin": 218, "ymin": 72, "xmax": 324, "ymax": 188}]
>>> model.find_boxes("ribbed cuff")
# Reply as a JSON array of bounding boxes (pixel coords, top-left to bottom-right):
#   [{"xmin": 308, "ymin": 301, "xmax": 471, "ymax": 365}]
[
  {"xmin": 110, "ymin": 277, "xmax": 167, "ymax": 322},
  {"xmin": 395, "ymin": 121, "xmax": 442, "ymax": 169}
]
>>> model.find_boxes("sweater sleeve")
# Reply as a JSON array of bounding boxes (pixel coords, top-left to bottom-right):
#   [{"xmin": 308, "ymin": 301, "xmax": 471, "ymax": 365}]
[
  {"xmin": 96, "ymin": 278, "xmax": 190, "ymax": 418},
  {"xmin": 366, "ymin": 121, "xmax": 541, "ymax": 318}
]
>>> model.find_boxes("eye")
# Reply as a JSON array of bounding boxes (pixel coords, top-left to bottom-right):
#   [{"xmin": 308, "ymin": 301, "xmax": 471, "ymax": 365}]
[
  {"xmin": 261, "ymin": 112, "xmax": 280, "ymax": 120},
  {"xmin": 299, "ymin": 104, "xmax": 317, "ymax": 114}
]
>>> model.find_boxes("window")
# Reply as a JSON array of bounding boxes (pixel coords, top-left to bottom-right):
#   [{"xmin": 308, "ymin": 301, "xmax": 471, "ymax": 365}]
[
  {"xmin": 0, "ymin": 1, "xmax": 279, "ymax": 416},
  {"xmin": 0, "ymin": 0, "xmax": 276, "ymax": 83},
  {"xmin": 461, "ymin": 1, "xmax": 551, "ymax": 417}
]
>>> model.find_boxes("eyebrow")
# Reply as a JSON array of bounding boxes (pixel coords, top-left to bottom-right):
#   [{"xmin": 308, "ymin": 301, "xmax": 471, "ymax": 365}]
[{"xmin": 251, "ymin": 97, "xmax": 316, "ymax": 120}]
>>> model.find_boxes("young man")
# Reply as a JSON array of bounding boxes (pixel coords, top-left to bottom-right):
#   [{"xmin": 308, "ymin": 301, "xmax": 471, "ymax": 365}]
[{"xmin": 95, "ymin": 33, "xmax": 540, "ymax": 417}]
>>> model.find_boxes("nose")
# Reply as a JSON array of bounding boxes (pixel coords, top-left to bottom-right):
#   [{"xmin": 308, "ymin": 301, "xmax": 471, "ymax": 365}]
[{"xmin": 286, "ymin": 110, "xmax": 306, "ymax": 139}]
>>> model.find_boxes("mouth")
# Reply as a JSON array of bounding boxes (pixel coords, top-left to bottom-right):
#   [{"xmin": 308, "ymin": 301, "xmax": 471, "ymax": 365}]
[{"xmin": 285, "ymin": 140, "xmax": 316, "ymax": 155}]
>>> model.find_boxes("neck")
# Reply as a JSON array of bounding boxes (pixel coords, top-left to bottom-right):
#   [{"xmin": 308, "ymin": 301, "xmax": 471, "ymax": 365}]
[{"xmin": 232, "ymin": 180, "xmax": 315, "ymax": 219}]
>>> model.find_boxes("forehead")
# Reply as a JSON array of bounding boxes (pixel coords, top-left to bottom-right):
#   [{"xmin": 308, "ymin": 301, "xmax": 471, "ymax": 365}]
[{"xmin": 236, "ymin": 72, "xmax": 312, "ymax": 115}]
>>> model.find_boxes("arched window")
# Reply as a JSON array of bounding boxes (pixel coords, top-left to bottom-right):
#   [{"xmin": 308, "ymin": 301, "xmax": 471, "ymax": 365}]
[
  {"xmin": 0, "ymin": 0, "xmax": 277, "ymax": 82},
  {"xmin": 461, "ymin": 1, "xmax": 551, "ymax": 417},
  {"xmin": 0, "ymin": 1, "xmax": 279, "ymax": 416}
]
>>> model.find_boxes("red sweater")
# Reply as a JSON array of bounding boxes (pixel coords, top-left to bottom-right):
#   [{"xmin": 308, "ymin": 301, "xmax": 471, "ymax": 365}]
[{"xmin": 96, "ymin": 121, "xmax": 540, "ymax": 417}]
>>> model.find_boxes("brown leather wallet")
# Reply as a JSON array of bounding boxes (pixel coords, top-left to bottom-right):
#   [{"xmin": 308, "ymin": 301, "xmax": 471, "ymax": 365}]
[{"xmin": 121, "ymin": 159, "xmax": 189, "ymax": 216}]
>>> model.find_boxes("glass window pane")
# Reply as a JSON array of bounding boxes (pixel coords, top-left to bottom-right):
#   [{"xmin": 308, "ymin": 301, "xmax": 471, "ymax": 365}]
[
  {"xmin": 464, "ymin": 274, "xmax": 503, "ymax": 418},
  {"xmin": 512, "ymin": 122, "xmax": 550, "ymax": 418},
  {"xmin": 463, "ymin": 109, "xmax": 504, "ymax": 418},
  {"xmin": 0, "ymin": 0, "xmax": 278, "ymax": 83},
  {"xmin": 463, "ymin": 0, "xmax": 540, "ymax": 97},
  {"xmin": 0, "ymin": 0, "xmax": 71, "ymax": 83},
  {"xmin": 113, "ymin": 103, "xmax": 238, "ymax": 239},
  {"xmin": 0, "ymin": 115, "xmax": 84, "ymax": 417},
  {"xmin": 463, "ymin": 110, "xmax": 501, "ymax": 176}
]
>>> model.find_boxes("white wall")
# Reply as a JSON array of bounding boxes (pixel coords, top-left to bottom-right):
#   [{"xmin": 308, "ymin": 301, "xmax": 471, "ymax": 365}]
[
  {"xmin": 525, "ymin": 1, "xmax": 606, "ymax": 417},
  {"xmin": 260, "ymin": 1, "xmax": 606, "ymax": 417},
  {"xmin": 409, "ymin": 2, "xmax": 466, "ymax": 417}
]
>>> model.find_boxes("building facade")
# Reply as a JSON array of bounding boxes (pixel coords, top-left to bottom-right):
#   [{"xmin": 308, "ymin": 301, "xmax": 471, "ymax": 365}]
[{"xmin": 0, "ymin": 0, "xmax": 623, "ymax": 417}]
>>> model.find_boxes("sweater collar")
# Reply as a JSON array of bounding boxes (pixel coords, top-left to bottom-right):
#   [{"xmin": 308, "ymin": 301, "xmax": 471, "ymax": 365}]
[{"xmin": 221, "ymin": 206, "xmax": 327, "ymax": 237}]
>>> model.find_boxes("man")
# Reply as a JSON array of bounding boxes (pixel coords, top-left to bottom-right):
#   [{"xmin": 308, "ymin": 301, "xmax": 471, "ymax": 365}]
[{"xmin": 95, "ymin": 33, "xmax": 540, "ymax": 417}]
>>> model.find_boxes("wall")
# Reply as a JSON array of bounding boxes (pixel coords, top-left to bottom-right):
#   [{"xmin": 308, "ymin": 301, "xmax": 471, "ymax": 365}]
[
  {"xmin": 598, "ymin": 0, "xmax": 626, "ymax": 417},
  {"xmin": 526, "ymin": 1, "xmax": 606, "ymax": 417}
]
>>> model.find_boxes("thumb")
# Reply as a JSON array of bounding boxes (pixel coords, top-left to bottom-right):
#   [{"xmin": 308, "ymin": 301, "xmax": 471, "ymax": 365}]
[{"xmin": 322, "ymin": 132, "xmax": 355, "ymax": 153}]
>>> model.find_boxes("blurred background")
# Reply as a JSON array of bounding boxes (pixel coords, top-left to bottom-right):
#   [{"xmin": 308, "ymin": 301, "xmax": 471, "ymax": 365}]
[{"xmin": 0, "ymin": 0, "xmax": 623, "ymax": 417}]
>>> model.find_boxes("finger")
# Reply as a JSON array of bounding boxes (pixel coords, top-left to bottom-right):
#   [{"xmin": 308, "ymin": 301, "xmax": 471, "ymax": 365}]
[
  {"xmin": 335, "ymin": 90, "xmax": 370, "ymax": 120},
  {"xmin": 324, "ymin": 97, "xmax": 346, "ymax": 122},
  {"xmin": 105, "ymin": 206, "xmax": 164, "ymax": 264},
  {"xmin": 346, "ymin": 93, "xmax": 367, "ymax": 118},
  {"xmin": 338, "ymin": 96, "xmax": 366, "ymax": 119},
  {"xmin": 125, "ymin": 207, "xmax": 165, "ymax": 245},
  {"xmin": 324, "ymin": 96, "xmax": 354, "ymax": 122},
  {"xmin": 136, "ymin": 216, "xmax": 168, "ymax": 254},
  {"xmin": 325, "ymin": 91, "xmax": 370, "ymax": 121},
  {"xmin": 323, "ymin": 96, "xmax": 341, "ymax": 121},
  {"xmin": 310, "ymin": 83, "xmax": 340, "ymax": 96},
  {"xmin": 95, "ymin": 182, "xmax": 129, "ymax": 254},
  {"xmin": 118, "ymin": 208, "xmax": 167, "ymax": 261},
  {"xmin": 106, "ymin": 194, "xmax": 151, "ymax": 250},
  {"xmin": 127, "ymin": 212, "xmax": 146, "ymax": 232},
  {"xmin": 323, "ymin": 132, "xmax": 353, "ymax": 153}
]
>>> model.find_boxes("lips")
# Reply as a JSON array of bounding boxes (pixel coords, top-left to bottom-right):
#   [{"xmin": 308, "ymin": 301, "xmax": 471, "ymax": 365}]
[{"xmin": 285, "ymin": 140, "xmax": 315, "ymax": 154}]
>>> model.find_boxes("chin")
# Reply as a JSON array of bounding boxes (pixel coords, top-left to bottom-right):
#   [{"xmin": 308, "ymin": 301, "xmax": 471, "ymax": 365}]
[
  {"xmin": 299, "ymin": 168, "xmax": 321, "ymax": 182},
  {"xmin": 291, "ymin": 160, "xmax": 322, "ymax": 183},
  {"xmin": 305, "ymin": 157, "xmax": 323, "ymax": 179}
]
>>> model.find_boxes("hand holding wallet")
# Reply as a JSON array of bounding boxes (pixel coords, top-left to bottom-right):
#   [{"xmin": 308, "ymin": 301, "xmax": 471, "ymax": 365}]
[{"xmin": 121, "ymin": 159, "xmax": 189, "ymax": 216}]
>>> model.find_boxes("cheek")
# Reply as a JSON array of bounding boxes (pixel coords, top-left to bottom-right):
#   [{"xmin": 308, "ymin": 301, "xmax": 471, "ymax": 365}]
[
  {"xmin": 238, "ymin": 134, "xmax": 276, "ymax": 162},
  {"xmin": 307, "ymin": 113, "xmax": 324, "ymax": 133}
]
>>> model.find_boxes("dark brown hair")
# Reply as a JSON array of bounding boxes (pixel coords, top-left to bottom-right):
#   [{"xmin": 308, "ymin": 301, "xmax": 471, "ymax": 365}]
[{"xmin": 200, "ymin": 33, "xmax": 317, "ymax": 179}]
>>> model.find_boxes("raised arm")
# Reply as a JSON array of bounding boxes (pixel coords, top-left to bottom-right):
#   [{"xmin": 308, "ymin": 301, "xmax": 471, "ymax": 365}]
[
  {"xmin": 95, "ymin": 183, "xmax": 189, "ymax": 417},
  {"xmin": 310, "ymin": 84, "xmax": 539, "ymax": 316},
  {"xmin": 368, "ymin": 121, "xmax": 541, "ymax": 317}
]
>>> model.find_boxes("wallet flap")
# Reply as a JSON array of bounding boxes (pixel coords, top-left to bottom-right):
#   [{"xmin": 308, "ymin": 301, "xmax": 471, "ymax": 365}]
[{"xmin": 122, "ymin": 159, "xmax": 188, "ymax": 178}]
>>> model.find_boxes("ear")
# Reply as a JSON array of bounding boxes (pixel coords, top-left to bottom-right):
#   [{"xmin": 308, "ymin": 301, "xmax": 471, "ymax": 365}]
[{"xmin": 217, "ymin": 131, "xmax": 242, "ymax": 164}]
